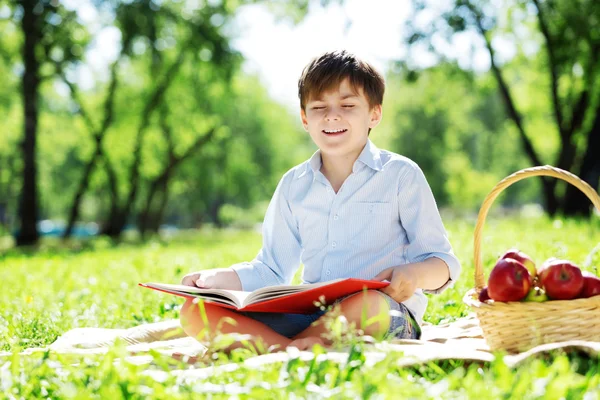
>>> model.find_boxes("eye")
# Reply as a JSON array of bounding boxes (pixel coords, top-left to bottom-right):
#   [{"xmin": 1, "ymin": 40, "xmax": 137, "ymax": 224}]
[
  {"xmin": 311, "ymin": 106, "xmax": 325, "ymax": 110},
  {"xmin": 342, "ymin": 104, "xmax": 355, "ymax": 108}
]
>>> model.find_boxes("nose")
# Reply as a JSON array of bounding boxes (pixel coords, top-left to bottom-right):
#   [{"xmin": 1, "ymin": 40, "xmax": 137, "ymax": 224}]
[{"xmin": 325, "ymin": 107, "xmax": 341, "ymax": 121}]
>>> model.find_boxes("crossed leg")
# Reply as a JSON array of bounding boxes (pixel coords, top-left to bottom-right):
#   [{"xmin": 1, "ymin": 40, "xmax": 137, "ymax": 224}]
[
  {"xmin": 180, "ymin": 299, "xmax": 293, "ymax": 353},
  {"xmin": 292, "ymin": 290, "xmax": 391, "ymax": 344},
  {"xmin": 179, "ymin": 290, "xmax": 391, "ymax": 355}
]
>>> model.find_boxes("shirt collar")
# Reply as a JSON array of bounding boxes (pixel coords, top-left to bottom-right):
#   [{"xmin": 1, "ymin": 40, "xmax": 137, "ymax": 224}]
[
  {"xmin": 354, "ymin": 139, "xmax": 383, "ymax": 173},
  {"xmin": 300, "ymin": 139, "xmax": 383, "ymax": 179}
]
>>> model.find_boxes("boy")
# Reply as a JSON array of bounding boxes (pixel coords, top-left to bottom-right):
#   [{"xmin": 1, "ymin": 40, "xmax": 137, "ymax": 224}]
[{"xmin": 180, "ymin": 50, "xmax": 461, "ymax": 351}]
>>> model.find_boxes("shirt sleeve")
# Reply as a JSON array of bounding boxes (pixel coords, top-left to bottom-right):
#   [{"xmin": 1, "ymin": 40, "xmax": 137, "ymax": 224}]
[
  {"xmin": 230, "ymin": 171, "xmax": 303, "ymax": 292},
  {"xmin": 397, "ymin": 163, "xmax": 461, "ymax": 294}
]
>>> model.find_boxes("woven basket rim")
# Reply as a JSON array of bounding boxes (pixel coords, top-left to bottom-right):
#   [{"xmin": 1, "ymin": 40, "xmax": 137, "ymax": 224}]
[
  {"xmin": 470, "ymin": 165, "xmax": 600, "ymax": 292},
  {"xmin": 463, "ymin": 165, "xmax": 600, "ymax": 353}
]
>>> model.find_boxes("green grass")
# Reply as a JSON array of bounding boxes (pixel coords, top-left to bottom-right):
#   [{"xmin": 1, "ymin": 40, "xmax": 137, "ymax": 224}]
[{"xmin": 1, "ymin": 216, "xmax": 600, "ymax": 398}]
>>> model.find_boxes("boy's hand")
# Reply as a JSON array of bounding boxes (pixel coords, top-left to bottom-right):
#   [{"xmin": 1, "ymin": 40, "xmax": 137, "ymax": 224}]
[
  {"xmin": 181, "ymin": 268, "xmax": 242, "ymax": 291},
  {"xmin": 373, "ymin": 264, "xmax": 421, "ymax": 303}
]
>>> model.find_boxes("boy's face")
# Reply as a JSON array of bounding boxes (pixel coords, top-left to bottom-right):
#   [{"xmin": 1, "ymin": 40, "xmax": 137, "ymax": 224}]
[{"xmin": 300, "ymin": 78, "xmax": 382, "ymax": 160}]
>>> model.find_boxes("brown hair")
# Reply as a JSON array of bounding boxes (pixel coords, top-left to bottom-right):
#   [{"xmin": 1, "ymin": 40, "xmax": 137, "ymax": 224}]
[{"xmin": 298, "ymin": 50, "xmax": 385, "ymax": 110}]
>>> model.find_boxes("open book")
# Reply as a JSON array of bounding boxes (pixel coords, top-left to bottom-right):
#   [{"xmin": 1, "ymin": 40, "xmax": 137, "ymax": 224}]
[{"xmin": 139, "ymin": 278, "xmax": 389, "ymax": 314}]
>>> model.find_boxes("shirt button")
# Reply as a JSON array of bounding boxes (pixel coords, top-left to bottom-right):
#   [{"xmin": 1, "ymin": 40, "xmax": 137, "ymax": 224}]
[
  {"xmin": 326, "ymin": 270, "xmax": 331, "ymax": 275},
  {"xmin": 332, "ymin": 241, "xmax": 337, "ymax": 247},
  {"xmin": 333, "ymin": 215, "xmax": 339, "ymax": 220}
]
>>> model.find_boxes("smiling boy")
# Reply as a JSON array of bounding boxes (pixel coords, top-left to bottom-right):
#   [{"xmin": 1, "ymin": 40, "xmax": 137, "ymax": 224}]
[{"xmin": 180, "ymin": 50, "xmax": 461, "ymax": 351}]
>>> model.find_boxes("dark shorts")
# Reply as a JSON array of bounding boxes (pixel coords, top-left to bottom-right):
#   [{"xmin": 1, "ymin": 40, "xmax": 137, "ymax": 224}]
[{"xmin": 240, "ymin": 291, "xmax": 421, "ymax": 340}]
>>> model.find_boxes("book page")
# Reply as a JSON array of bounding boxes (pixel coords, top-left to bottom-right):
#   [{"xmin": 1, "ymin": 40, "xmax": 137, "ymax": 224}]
[
  {"xmin": 143, "ymin": 283, "xmax": 251, "ymax": 308},
  {"xmin": 244, "ymin": 278, "xmax": 345, "ymax": 305}
]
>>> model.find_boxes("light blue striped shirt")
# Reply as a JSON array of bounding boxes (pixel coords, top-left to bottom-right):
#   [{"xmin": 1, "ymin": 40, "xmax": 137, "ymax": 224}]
[{"xmin": 232, "ymin": 139, "xmax": 461, "ymax": 324}]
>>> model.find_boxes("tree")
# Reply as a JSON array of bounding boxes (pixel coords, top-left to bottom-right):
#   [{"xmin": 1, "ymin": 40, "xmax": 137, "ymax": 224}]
[
  {"xmin": 0, "ymin": 4, "xmax": 20, "ymax": 235},
  {"xmin": 8, "ymin": 0, "xmax": 88, "ymax": 245},
  {"xmin": 379, "ymin": 63, "xmax": 514, "ymax": 210},
  {"xmin": 406, "ymin": 0, "xmax": 600, "ymax": 216},
  {"xmin": 64, "ymin": 0, "xmax": 325, "ymax": 238},
  {"xmin": 6, "ymin": 0, "xmax": 339, "ymax": 243},
  {"xmin": 58, "ymin": 0, "xmax": 241, "ymax": 239},
  {"xmin": 16, "ymin": 0, "xmax": 43, "ymax": 245}
]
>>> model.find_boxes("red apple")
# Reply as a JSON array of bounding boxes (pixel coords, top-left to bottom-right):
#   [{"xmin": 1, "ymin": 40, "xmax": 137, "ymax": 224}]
[
  {"xmin": 579, "ymin": 271, "xmax": 600, "ymax": 298},
  {"xmin": 487, "ymin": 258, "xmax": 531, "ymax": 302},
  {"xmin": 501, "ymin": 249, "xmax": 537, "ymax": 281},
  {"xmin": 538, "ymin": 259, "xmax": 584, "ymax": 300},
  {"xmin": 539, "ymin": 257, "xmax": 559, "ymax": 271},
  {"xmin": 478, "ymin": 287, "xmax": 491, "ymax": 303}
]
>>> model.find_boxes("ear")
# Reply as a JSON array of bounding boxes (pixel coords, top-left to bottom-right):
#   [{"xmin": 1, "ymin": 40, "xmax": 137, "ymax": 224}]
[
  {"xmin": 368, "ymin": 105, "xmax": 383, "ymax": 129},
  {"xmin": 300, "ymin": 108, "xmax": 309, "ymax": 131}
]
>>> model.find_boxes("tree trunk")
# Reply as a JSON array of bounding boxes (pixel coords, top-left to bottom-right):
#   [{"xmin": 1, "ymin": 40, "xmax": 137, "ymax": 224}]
[
  {"xmin": 102, "ymin": 211, "xmax": 127, "ymax": 238},
  {"xmin": 208, "ymin": 194, "xmax": 225, "ymax": 228},
  {"xmin": 0, "ymin": 155, "xmax": 12, "ymax": 229},
  {"xmin": 0, "ymin": 154, "xmax": 17, "ymax": 232},
  {"xmin": 540, "ymin": 178, "xmax": 560, "ymax": 216},
  {"xmin": 63, "ymin": 145, "xmax": 102, "ymax": 238},
  {"xmin": 16, "ymin": 0, "xmax": 41, "ymax": 246},
  {"xmin": 144, "ymin": 178, "xmax": 170, "ymax": 236},
  {"xmin": 138, "ymin": 123, "xmax": 217, "ymax": 237},
  {"xmin": 100, "ymin": 156, "xmax": 123, "ymax": 237},
  {"xmin": 150, "ymin": 185, "xmax": 169, "ymax": 233},
  {"xmin": 562, "ymin": 107, "xmax": 600, "ymax": 216},
  {"xmin": 100, "ymin": 52, "xmax": 187, "ymax": 239},
  {"xmin": 62, "ymin": 56, "xmax": 121, "ymax": 239},
  {"xmin": 139, "ymin": 175, "xmax": 167, "ymax": 238}
]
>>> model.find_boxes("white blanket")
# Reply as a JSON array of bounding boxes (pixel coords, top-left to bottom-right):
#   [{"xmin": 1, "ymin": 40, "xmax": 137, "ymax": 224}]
[{"xmin": 3, "ymin": 314, "xmax": 599, "ymax": 375}]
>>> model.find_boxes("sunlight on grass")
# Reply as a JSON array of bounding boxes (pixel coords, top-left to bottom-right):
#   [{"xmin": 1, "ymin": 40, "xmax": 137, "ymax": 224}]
[{"xmin": 1, "ymin": 216, "xmax": 599, "ymax": 397}]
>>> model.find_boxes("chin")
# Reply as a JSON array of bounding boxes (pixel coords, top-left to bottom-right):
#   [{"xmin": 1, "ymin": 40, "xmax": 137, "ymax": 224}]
[{"xmin": 321, "ymin": 143, "xmax": 363, "ymax": 158}]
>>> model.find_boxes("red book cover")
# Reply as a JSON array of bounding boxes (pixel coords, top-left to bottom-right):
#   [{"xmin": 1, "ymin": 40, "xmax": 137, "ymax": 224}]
[{"xmin": 140, "ymin": 278, "xmax": 389, "ymax": 314}]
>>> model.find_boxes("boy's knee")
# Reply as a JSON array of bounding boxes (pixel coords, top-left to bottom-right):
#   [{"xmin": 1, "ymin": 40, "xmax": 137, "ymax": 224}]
[
  {"xmin": 338, "ymin": 290, "xmax": 390, "ymax": 337},
  {"xmin": 180, "ymin": 299, "xmax": 202, "ymax": 337},
  {"xmin": 180, "ymin": 298, "xmax": 195, "ymax": 319}
]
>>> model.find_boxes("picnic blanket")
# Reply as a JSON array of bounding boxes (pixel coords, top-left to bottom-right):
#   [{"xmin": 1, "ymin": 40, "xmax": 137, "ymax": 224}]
[{"xmin": 3, "ymin": 314, "xmax": 599, "ymax": 377}]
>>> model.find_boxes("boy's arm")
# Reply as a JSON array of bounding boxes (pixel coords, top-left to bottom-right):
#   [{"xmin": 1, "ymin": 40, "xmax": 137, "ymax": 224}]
[
  {"xmin": 377, "ymin": 164, "xmax": 461, "ymax": 298},
  {"xmin": 229, "ymin": 172, "xmax": 303, "ymax": 292},
  {"xmin": 374, "ymin": 258, "xmax": 449, "ymax": 302}
]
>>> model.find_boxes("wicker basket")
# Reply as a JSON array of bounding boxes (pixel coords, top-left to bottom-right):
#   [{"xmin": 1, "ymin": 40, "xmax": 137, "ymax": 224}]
[{"xmin": 463, "ymin": 165, "xmax": 600, "ymax": 353}]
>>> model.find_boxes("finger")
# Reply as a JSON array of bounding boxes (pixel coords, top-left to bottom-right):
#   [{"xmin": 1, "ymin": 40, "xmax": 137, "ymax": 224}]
[
  {"xmin": 389, "ymin": 288, "xmax": 409, "ymax": 302},
  {"xmin": 197, "ymin": 275, "xmax": 214, "ymax": 288},
  {"xmin": 181, "ymin": 274, "xmax": 199, "ymax": 286},
  {"xmin": 373, "ymin": 268, "xmax": 392, "ymax": 281},
  {"xmin": 380, "ymin": 286, "xmax": 395, "ymax": 297},
  {"xmin": 383, "ymin": 287, "xmax": 411, "ymax": 303},
  {"xmin": 395, "ymin": 292, "xmax": 412, "ymax": 303}
]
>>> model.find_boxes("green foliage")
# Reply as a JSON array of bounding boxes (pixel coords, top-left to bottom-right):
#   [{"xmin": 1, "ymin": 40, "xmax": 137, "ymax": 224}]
[
  {"xmin": 1, "ymin": 216, "xmax": 600, "ymax": 396},
  {"xmin": 8, "ymin": 0, "xmax": 598, "ymax": 238},
  {"xmin": 2, "ymin": 347, "xmax": 599, "ymax": 398},
  {"xmin": 377, "ymin": 63, "xmax": 537, "ymax": 210},
  {"xmin": 0, "ymin": 0, "xmax": 317, "ymax": 234},
  {"xmin": 403, "ymin": 0, "xmax": 600, "ymax": 216},
  {"xmin": 218, "ymin": 201, "xmax": 269, "ymax": 230},
  {"xmin": 160, "ymin": 73, "xmax": 311, "ymax": 227}
]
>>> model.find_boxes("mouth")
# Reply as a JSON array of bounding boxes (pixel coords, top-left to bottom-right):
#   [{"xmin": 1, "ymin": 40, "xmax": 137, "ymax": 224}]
[{"xmin": 322, "ymin": 128, "xmax": 348, "ymax": 136}]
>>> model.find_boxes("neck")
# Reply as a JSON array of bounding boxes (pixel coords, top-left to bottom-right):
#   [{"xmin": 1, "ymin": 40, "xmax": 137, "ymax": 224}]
[{"xmin": 319, "ymin": 144, "xmax": 365, "ymax": 191}]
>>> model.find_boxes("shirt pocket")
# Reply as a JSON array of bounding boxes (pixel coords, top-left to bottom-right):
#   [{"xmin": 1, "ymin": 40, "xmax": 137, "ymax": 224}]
[
  {"xmin": 344, "ymin": 202, "xmax": 396, "ymax": 249},
  {"xmin": 346, "ymin": 202, "xmax": 392, "ymax": 216}
]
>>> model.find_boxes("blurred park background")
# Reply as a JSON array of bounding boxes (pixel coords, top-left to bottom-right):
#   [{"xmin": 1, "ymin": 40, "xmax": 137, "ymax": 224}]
[{"xmin": 1, "ymin": 0, "xmax": 599, "ymax": 248}]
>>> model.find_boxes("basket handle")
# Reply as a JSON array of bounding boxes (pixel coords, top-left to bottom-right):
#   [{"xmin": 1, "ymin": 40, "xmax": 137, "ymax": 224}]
[{"xmin": 474, "ymin": 165, "xmax": 600, "ymax": 291}]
